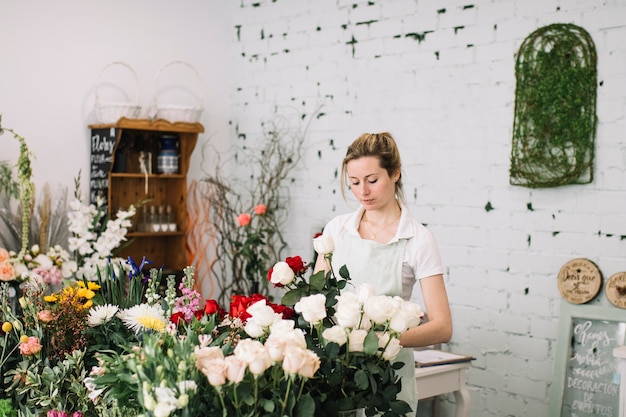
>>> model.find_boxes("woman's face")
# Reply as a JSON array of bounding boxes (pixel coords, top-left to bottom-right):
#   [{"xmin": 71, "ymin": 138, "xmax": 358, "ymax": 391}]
[{"xmin": 346, "ymin": 156, "xmax": 398, "ymax": 211}]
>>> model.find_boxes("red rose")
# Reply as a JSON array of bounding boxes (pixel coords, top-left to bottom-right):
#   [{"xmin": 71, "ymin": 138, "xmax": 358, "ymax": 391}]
[
  {"xmin": 170, "ymin": 311, "xmax": 186, "ymax": 325},
  {"xmin": 285, "ymin": 256, "xmax": 306, "ymax": 275},
  {"xmin": 229, "ymin": 294, "xmax": 269, "ymax": 322},
  {"xmin": 271, "ymin": 303, "xmax": 295, "ymax": 320},
  {"xmin": 204, "ymin": 299, "xmax": 225, "ymax": 319},
  {"xmin": 194, "ymin": 309, "xmax": 205, "ymax": 321}
]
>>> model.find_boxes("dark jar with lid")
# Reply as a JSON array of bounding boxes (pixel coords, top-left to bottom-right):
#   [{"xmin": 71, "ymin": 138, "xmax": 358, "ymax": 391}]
[{"xmin": 157, "ymin": 134, "xmax": 179, "ymax": 174}]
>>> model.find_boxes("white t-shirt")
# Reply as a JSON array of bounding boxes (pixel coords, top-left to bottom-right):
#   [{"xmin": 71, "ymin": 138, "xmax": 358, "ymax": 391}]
[{"xmin": 322, "ymin": 203, "xmax": 444, "ymax": 300}]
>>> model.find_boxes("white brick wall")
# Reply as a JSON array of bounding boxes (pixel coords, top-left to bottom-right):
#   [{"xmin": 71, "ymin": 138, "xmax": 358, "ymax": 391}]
[{"xmin": 228, "ymin": 1, "xmax": 626, "ymax": 416}]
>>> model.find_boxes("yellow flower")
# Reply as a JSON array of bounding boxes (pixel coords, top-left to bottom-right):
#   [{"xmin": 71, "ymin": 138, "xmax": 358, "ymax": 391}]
[
  {"xmin": 76, "ymin": 287, "xmax": 96, "ymax": 300},
  {"xmin": 137, "ymin": 316, "xmax": 167, "ymax": 332},
  {"xmin": 19, "ymin": 335, "xmax": 29, "ymax": 343},
  {"xmin": 77, "ymin": 281, "xmax": 101, "ymax": 291},
  {"xmin": 82, "ymin": 300, "xmax": 94, "ymax": 309},
  {"xmin": 44, "ymin": 294, "xmax": 58, "ymax": 303},
  {"xmin": 1, "ymin": 321, "xmax": 12, "ymax": 332}
]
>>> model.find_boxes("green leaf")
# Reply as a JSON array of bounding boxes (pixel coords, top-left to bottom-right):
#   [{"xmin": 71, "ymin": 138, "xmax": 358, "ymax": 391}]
[
  {"xmin": 310, "ymin": 271, "xmax": 326, "ymax": 291},
  {"xmin": 295, "ymin": 393, "xmax": 315, "ymax": 417},
  {"xmin": 281, "ymin": 288, "xmax": 303, "ymax": 306},
  {"xmin": 363, "ymin": 330, "xmax": 379, "ymax": 355},
  {"xmin": 354, "ymin": 369, "xmax": 370, "ymax": 390},
  {"xmin": 339, "ymin": 265, "xmax": 350, "ymax": 279}
]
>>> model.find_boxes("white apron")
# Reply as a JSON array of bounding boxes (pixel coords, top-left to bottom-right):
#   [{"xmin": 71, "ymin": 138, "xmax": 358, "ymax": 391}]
[{"xmin": 332, "ymin": 234, "xmax": 417, "ymax": 417}]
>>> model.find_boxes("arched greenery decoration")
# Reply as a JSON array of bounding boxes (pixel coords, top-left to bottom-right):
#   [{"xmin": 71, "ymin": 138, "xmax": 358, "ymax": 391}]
[{"xmin": 510, "ymin": 23, "xmax": 597, "ymax": 188}]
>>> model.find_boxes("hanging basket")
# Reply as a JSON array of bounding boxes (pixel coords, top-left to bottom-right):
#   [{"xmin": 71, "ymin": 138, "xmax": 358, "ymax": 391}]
[
  {"xmin": 94, "ymin": 61, "xmax": 142, "ymax": 124},
  {"xmin": 151, "ymin": 61, "xmax": 204, "ymax": 123}
]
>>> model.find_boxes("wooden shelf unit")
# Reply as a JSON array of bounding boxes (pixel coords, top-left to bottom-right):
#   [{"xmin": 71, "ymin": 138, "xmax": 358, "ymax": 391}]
[{"xmin": 88, "ymin": 117, "xmax": 203, "ymax": 272}]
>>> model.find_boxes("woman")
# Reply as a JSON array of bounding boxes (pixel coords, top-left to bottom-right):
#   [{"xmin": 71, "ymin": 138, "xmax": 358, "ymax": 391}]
[{"xmin": 314, "ymin": 132, "xmax": 452, "ymax": 416}]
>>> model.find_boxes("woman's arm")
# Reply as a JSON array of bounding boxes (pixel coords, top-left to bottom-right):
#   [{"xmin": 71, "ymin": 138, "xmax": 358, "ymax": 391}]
[{"xmin": 399, "ymin": 274, "xmax": 452, "ymax": 348}]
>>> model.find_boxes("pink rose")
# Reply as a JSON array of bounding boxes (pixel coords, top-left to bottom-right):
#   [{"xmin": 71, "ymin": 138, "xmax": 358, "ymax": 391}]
[
  {"xmin": 19, "ymin": 336, "xmax": 42, "ymax": 356},
  {"xmin": 0, "ymin": 261, "xmax": 16, "ymax": 282},
  {"xmin": 38, "ymin": 310, "xmax": 55, "ymax": 323},
  {"xmin": 253, "ymin": 204, "xmax": 267, "ymax": 215},
  {"xmin": 201, "ymin": 358, "xmax": 227, "ymax": 387},
  {"xmin": 237, "ymin": 213, "xmax": 251, "ymax": 226},
  {"xmin": 224, "ymin": 355, "xmax": 247, "ymax": 383}
]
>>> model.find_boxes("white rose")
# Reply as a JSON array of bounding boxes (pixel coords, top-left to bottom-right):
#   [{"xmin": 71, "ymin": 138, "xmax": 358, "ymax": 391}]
[
  {"xmin": 363, "ymin": 295, "xmax": 398, "ymax": 325},
  {"xmin": 322, "ymin": 325, "xmax": 348, "ymax": 346},
  {"xmin": 268, "ymin": 320, "xmax": 306, "ymax": 349},
  {"xmin": 356, "ymin": 284, "xmax": 377, "ymax": 302},
  {"xmin": 247, "ymin": 300, "xmax": 280, "ymax": 327},
  {"xmin": 378, "ymin": 332, "xmax": 403, "ymax": 361},
  {"xmin": 313, "ymin": 234, "xmax": 335, "ymax": 256},
  {"xmin": 270, "ymin": 261, "xmax": 295, "ymax": 286},
  {"xmin": 348, "ymin": 329, "xmax": 368, "ymax": 352},
  {"xmin": 334, "ymin": 293, "xmax": 362, "ymax": 328},
  {"xmin": 397, "ymin": 300, "xmax": 424, "ymax": 329},
  {"xmin": 294, "ymin": 293, "xmax": 327, "ymax": 325},
  {"xmin": 244, "ymin": 319, "xmax": 266, "ymax": 338},
  {"xmin": 265, "ymin": 337, "xmax": 287, "ymax": 362},
  {"xmin": 234, "ymin": 339, "xmax": 272, "ymax": 376},
  {"xmin": 282, "ymin": 345, "xmax": 307, "ymax": 375}
]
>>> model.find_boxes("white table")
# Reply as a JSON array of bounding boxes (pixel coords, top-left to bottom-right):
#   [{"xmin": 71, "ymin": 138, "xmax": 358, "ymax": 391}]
[{"xmin": 415, "ymin": 361, "xmax": 471, "ymax": 417}]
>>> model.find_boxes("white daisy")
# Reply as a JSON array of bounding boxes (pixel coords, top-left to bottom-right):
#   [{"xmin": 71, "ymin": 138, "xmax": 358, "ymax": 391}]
[
  {"xmin": 87, "ymin": 304, "xmax": 119, "ymax": 327},
  {"xmin": 118, "ymin": 303, "xmax": 168, "ymax": 333}
]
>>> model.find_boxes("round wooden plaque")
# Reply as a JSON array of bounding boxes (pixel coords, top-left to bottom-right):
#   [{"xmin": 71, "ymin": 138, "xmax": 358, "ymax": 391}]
[
  {"xmin": 557, "ymin": 258, "xmax": 602, "ymax": 304},
  {"xmin": 605, "ymin": 272, "xmax": 626, "ymax": 309}
]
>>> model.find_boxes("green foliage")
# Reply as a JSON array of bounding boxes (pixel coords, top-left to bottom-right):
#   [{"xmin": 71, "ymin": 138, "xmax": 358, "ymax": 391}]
[
  {"xmin": 510, "ymin": 23, "xmax": 597, "ymax": 188},
  {"xmin": 0, "ymin": 398, "xmax": 17, "ymax": 417},
  {"xmin": 5, "ymin": 350, "xmax": 98, "ymax": 416}
]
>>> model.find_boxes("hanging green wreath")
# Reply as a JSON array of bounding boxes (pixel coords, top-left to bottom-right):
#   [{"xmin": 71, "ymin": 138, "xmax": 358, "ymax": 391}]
[{"xmin": 510, "ymin": 23, "xmax": 597, "ymax": 188}]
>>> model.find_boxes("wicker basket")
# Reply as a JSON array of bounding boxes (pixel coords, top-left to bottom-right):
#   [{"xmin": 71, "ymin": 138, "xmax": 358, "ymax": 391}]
[
  {"xmin": 94, "ymin": 62, "xmax": 141, "ymax": 124},
  {"xmin": 151, "ymin": 61, "xmax": 204, "ymax": 123}
]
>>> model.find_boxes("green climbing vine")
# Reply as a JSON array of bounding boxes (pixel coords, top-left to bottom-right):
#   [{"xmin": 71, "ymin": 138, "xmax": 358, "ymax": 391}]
[
  {"xmin": 0, "ymin": 115, "xmax": 35, "ymax": 256},
  {"xmin": 510, "ymin": 23, "xmax": 597, "ymax": 188}
]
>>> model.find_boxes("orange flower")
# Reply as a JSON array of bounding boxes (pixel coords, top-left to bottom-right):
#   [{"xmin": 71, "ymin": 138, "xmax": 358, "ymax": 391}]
[
  {"xmin": 237, "ymin": 213, "xmax": 251, "ymax": 227},
  {"xmin": 0, "ymin": 248, "xmax": 10, "ymax": 263},
  {"xmin": 254, "ymin": 204, "xmax": 267, "ymax": 215},
  {"xmin": 0, "ymin": 260, "xmax": 15, "ymax": 282}
]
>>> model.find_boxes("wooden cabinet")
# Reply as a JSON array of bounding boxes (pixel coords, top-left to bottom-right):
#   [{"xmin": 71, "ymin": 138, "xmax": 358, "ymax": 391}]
[{"xmin": 88, "ymin": 117, "xmax": 203, "ymax": 272}]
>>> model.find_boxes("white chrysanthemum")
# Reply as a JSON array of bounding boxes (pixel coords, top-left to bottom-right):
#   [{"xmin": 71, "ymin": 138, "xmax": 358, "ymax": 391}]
[
  {"xmin": 88, "ymin": 304, "xmax": 120, "ymax": 327},
  {"xmin": 118, "ymin": 303, "xmax": 168, "ymax": 333}
]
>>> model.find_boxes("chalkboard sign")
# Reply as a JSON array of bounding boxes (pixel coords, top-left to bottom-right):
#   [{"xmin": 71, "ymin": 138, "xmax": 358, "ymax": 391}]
[
  {"xmin": 550, "ymin": 302, "xmax": 626, "ymax": 417},
  {"xmin": 89, "ymin": 127, "xmax": 117, "ymax": 209}
]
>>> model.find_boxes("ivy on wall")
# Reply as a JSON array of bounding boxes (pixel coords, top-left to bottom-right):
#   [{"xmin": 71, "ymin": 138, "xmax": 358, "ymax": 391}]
[{"xmin": 510, "ymin": 23, "xmax": 597, "ymax": 188}]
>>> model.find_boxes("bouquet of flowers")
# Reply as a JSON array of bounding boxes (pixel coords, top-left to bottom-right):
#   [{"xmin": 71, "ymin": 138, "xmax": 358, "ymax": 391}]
[
  {"xmin": 2, "ymin": 231, "xmax": 423, "ymax": 417},
  {"xmin": 270, "ymin": 235, "xmax": 421, "ymax": 416}
]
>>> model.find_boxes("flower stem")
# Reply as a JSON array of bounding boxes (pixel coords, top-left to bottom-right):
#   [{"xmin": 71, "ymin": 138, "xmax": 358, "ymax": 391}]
[{"xmin": 281, "ymin": 376, "xmax": 293, "ymax": 415}]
